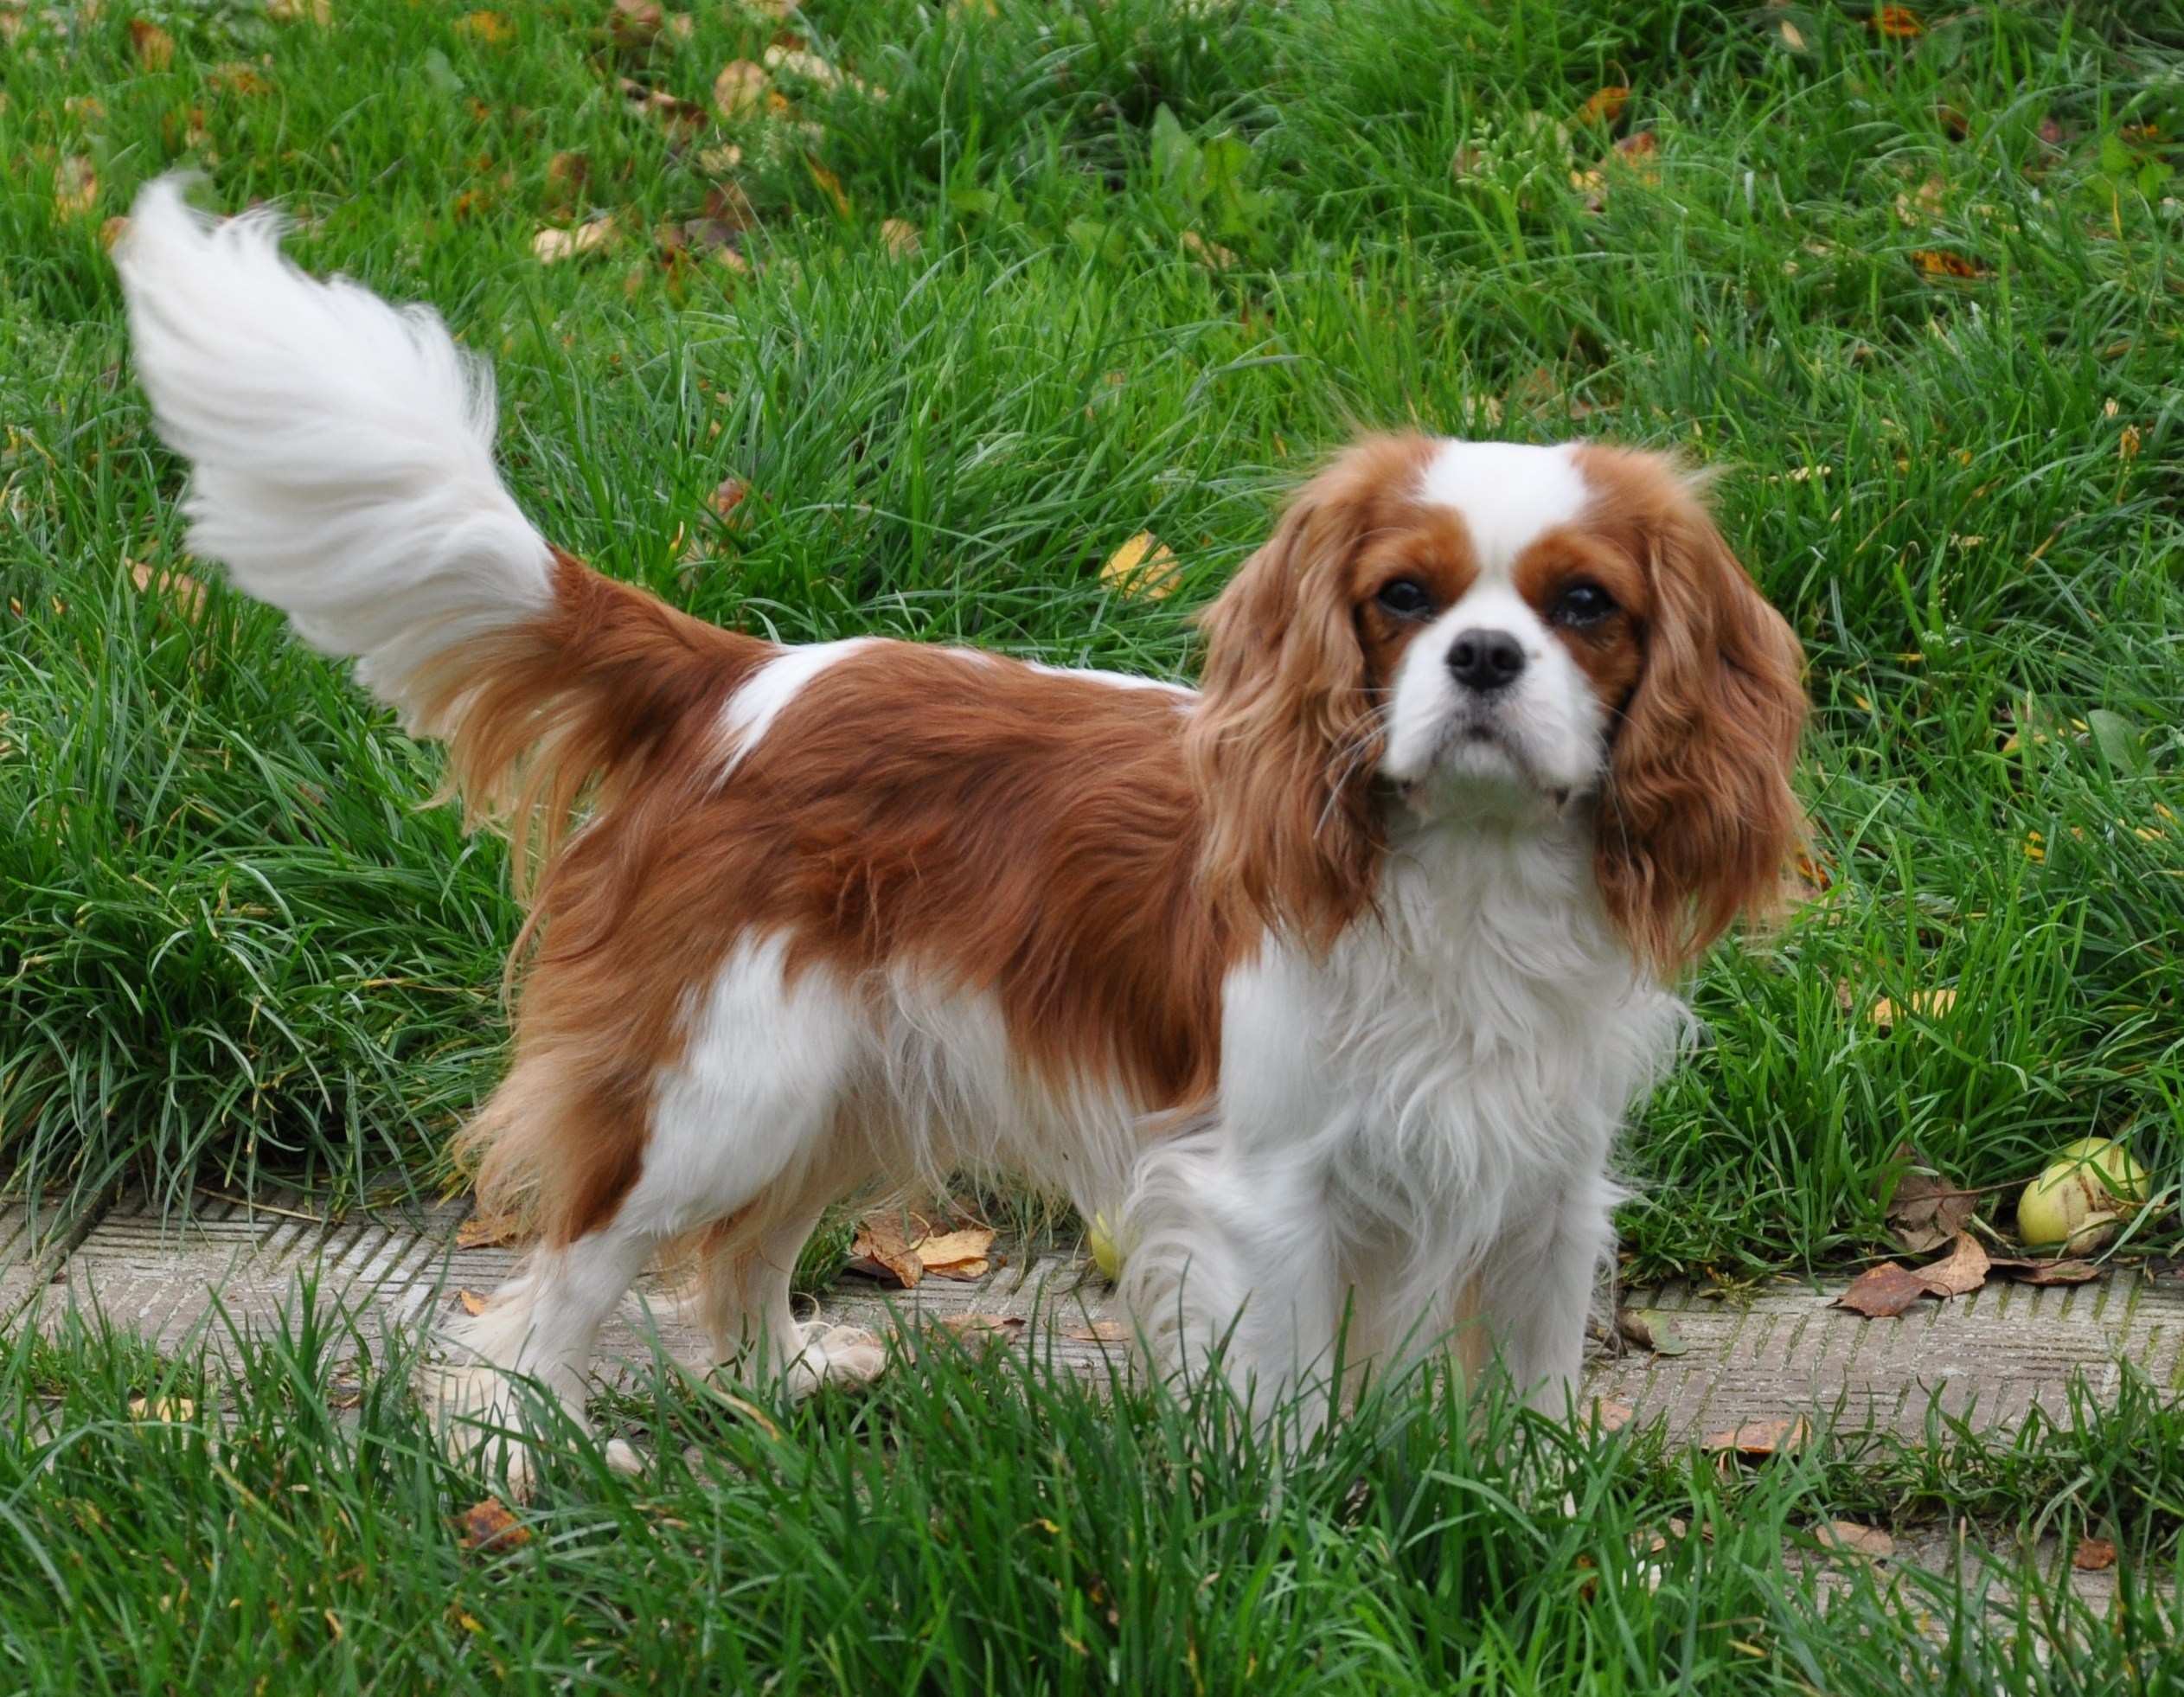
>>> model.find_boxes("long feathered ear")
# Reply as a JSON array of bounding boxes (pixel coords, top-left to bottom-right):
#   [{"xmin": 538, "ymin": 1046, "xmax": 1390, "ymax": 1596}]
[
  {"xmin": 1185, "ymin": 479, "xmax": 1385, "ymax": 946},
  {"xmin": 1592, "ymin": 461, "xmax": 1807, "ymax": 976}
]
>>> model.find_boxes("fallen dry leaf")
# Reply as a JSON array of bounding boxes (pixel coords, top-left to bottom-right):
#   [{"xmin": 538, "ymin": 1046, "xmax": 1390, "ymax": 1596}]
[
  {"xmin": 807, "ymin": 159, "xmax": 850, "ymax": 216},
  {"xmin": 1701, "ymin": 1417, "xmax": 1809, "ymax": 1458},
  {"xmin": 458, "ymin": 1498, "xmax": 530, "ymax": 1553},
  {"xmin": 532, "ymin": 218, "xmax": 616, "ymax": 264},
  {"xmin": 455, "ymin": 10, "xmax": 513, "ymax": 45},
  {"xmin": 267, "ymin": 0, "xmax": 332, "ymax": 21},
  {"xmin": 848, "ymin": 1213, "xmax": 925, "ymax": 1288},
  {"xmin": 544, "ymin": 150, "xmax": 590, "ymax": 205},
  {"xmin": 1872, "ymin": 4, "xmax": 1923, "ymax": 37},
  {"xmin": 1063, "ymin": 1320, "xmax": 1130, "ymax": 1344},
  {"xmin": 1102, "ymin": 532, "xmax": 1182, "ymax": 600},
  {"xmin": 130, "ymin": 560, "xmax": 206, "ymax": 620},
  {"xmin": 2120, "ymin": 424, "xmax": 2142, "ymax": 463},
  {"xmin": 455, "ymin": 1211, "xmax": 522, "ymax": 1249},
  {"xmin": 880, "ymin": 217, "xmax": 921, "ymax": 258},
  {"xmin": 1182, "ymin": 229, "xmax": 1238, "ymax": 269},
  {"xmin": 916, "ymin": 1225, "xmax": 996, "ymax": 1280},
  {"xmin": 55, "ymin": 156, "xmax": 98, "ymax": 220},
  {"xmin": 129, "ymin": 18, "xmax": 175, "ymax": 69},
  {"xmin": 763, "ymin": 43, "xmax": 840, "ymax": 88},
  {"xmin": 1574, "ymin": 85, "xmax": 1630, "ymax": 127},
  {"xmin": 713, "ymin": 59, "xmax": 767, "ymax": 118},
  {"xmin": 1818, "ymin": 1521, "xmax": 1896, "ymax": 1560},
  {"xmin": 1916, "ymin": 1231, "xmax": 1990, "ymax": 1298},
  {"xmin": 127, "ymin": 1397, "xmax": 197, "ymax": 1422},
  {"xmin": 1592, "ymin": 1399, "xmax": 1636, "ymax": 1433},
  {"xmin": 2073, "ymin": 1536, "xmax": 2117, "ymax": 1572},
  {"xmin": 457, "ymin": 1289, "xmax": 490, "ymax": 1317},
  {"xmin": 706, "ymin": 477, "xmax": 747, "ymax": 528},
  {"xmin": 1989, "ymin": 1257, "xmax": 2103, "ymax": 1286},
  {"xmin": 1837, "ymin": 1261, "xmax": 1931, "ymax": 1318},
  {"xmin": 1868, "ymin": 988, "xmax": 1957, "ymax": 1030},
  {"xmin": 1884, "ymin": 1148, "xmax": 1979, "ymax": 1253},
  {"xmin": 1911, "ymin": 248, "xmax": 1989, "ymax": 281},
  {"xmin": 1616, "ymin": 1309, "xmax": 1689, "ymax": 1357},
  {"xmin": 1775, "ymin": 17, "xmax": 1807, "ymax": 51},
  {"xmin": 618, "ymin": 76, "xmax": 707, "ymax": 130},
  {"xmin": 610, "ymin": 0, "xmax": 664, "ymax": 46},
  {"xmin": 209, "ymin": 61, "xmax": 270, "ymax": 97}
]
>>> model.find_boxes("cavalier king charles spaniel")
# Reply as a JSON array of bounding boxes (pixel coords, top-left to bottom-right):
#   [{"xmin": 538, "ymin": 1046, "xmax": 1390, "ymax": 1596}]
[{"xmin": 118, "ymin": 178, "xmax": 1805, "ymax": 1480}]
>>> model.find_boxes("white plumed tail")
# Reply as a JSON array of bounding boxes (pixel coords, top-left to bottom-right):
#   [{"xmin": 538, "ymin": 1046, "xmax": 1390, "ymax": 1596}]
[{"xmin": 113, "ymin": 174, "xmax": 554, "ymax": 726}]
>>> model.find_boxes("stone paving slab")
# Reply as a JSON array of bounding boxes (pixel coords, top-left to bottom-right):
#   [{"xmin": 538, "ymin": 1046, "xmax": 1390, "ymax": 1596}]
[{"xmin": 9, "ymin": 1189, "xmax": 2181, "ymax": 1440}]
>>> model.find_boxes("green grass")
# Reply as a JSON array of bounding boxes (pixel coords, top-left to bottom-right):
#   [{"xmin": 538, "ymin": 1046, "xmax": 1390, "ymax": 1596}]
[
  {"xmin": 5, "ymin": 1, "xmax": 2184, "ymax": 1273},
  {"xmin": 4, "ymin": 1305, "xmax": 2181, "ymax": 1694}
]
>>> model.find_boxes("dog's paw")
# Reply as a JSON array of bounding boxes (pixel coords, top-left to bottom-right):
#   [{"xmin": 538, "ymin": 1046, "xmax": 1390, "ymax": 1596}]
[{"xmin": 785, "ymin": 1321, "xmax": 890, "ymax": 1396}]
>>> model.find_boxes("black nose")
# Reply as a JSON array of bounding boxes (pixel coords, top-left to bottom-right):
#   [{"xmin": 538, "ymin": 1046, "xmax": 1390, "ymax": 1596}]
[{"xmin": 1447, "ymin": 628, "xmax": 1527, "ymax": 692}]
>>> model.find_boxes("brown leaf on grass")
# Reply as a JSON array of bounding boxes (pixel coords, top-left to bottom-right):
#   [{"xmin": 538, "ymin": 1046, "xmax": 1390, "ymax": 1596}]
[
  {"xmin": 1701, "ymin": 1417, "xmax": 1809, "ymax": 1458},
  {"xmin": 1915, "ymin": 1231, "xmax": 1990, "ymax": 1297},
  {"xmin": 456, "ymin": 1289, "xmax": 490, "ymax": 1316},
  {"xmin": 458, "ymin": 1498, "xmax": 530, "ymax": 1553},
  {"xmin": 209, "ymin": 61, "xmax": 271, "ymax": 97},
  {"xmin": 1102, "ymin": 532, "xmax": 1181, "ymax": 600},
  {"xmin": 127, "ymin": 1397, "xmax": 197, "ymax": 1421},
  {"xmin": 1872, "ymin": 5, "xmax": 1923, "ymax": 37},
  {"xmin": 1884, "ymin": 1148, "xmax": 1979, "ymax": 1253},
  {"xmin": 455, "ymin": 10, "xmax": 513, "ymax": 45},
  {"xmin": 130, "ymin": 560, "xmax": 207, "ymax": 619},
  {"xmin": 763, "ymin": 43, "xmax": 841, "ymax": 88},
  {"xmin": 1613, "ymin": 130, "xmax": 1659, "ymax": 170},
  {"xmin": 268, "ymin": 0, "xmax": 332, "ymax": 21},
  {"xmin": 1910, "ymin": 248, "xmax": 1989, "ymax": 281},
  {"xmin": 916, "ymin": 1225, "xmax": 996, "ymax": 1280},
  {"xmin": 55, "ymin": 156, "xmax": 98, "ymax": 220},
  {"xmin": 1868, "ymin": 989, "xmax": 1957, "ymax": 1031},
  {"xmin": 1181, "ymin": 229, "xmax": 1238, "ymax": 269},
  {"xmin": 1817, "ymin": 1521, "xmax": 1896, "ymax": 1560},
  {"xmin": 2120, "ymin": 424, "xmax": 2142, "ymax": 463},
  {"xmin": 456, "ymin": 1211, "xmax": 522, "ymax": 1249},
  {"xmin": 545, "ymin": 150, "xmax": 591, "ymax": 206},
  {"xmin": 2073, "ymin": 1536, "xmax": 2117, "ymax": 1572},
  {"xmin": 807, "ymin": 159, "xmax": 851, "ymax": 216},
  {"xmin": 1574, "ymin": 86, "xmax": 1630, "ymax": 127},
  {"xmin": 611, "ymin": 0, "xmax": 665, "ymax": 47},
  {"xmin": 129, "ymin": 19, "xmax": 176, "ymax": 69},
  {"xmin": 880, "ymin": 217, "xmax": 921, "ymax": 258},
  {"xmin": 848, "ymin": 1214, "xmax": 925, "ymax": 1288},
  {"xmin": 714, "ymin": 59, "xmax": 767, "ymax": 118},
  {"xmin": 698, "ymin": 143, "xmax": 744, "ymax": 176},
  {"xmin": 532, "ymin": 217, "xmax": 617, "ymax": 264},
  {"xmin": 707, "ymin": 477, "xmax": 748, "ymax": 528},
  {"xmin": 618, "ymin": 77, "xmax": 706, "ymax": 131},
  {"xmin": 1837, "ymin": 1261, "xmax": 1931, "ymax": 1318}
]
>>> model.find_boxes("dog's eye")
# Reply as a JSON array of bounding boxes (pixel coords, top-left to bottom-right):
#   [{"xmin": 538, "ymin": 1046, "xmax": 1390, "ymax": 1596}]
[
  {"xmin": 1552, "ymin": 581, "xmax": 1616, "ymax": 627},
  {"xmin": 1374, "ymin": 578, "xmax": 1433, "ymax": 619}
]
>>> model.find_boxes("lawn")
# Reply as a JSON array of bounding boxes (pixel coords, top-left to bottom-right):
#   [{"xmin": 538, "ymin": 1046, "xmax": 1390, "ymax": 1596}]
[{"xmin": 3, "ymin": 0, "xmax": 2183, "ymax": 1686}]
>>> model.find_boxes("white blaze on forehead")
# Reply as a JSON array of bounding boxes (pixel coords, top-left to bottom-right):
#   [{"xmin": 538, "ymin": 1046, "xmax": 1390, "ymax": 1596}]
[{"xmin": 1416, "ymin": 440, "xmax": 1590, "ymax": 578}]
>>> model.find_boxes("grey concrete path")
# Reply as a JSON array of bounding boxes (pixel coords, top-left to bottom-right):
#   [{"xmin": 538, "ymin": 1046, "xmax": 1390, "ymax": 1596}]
[{"xmin": 5, "ymin": 1188, "xmax": 2181, "ymax": 1443}]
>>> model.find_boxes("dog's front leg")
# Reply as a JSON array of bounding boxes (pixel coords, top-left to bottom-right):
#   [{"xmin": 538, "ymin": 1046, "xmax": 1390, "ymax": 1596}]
[
  {"xmin": 1121, "ymin": 1133, "xmax": 1343, "ymax": 1432},
  {"xmin": 1474, "ymin": 1167, "xmax": 1620, "ymax": 1416}
]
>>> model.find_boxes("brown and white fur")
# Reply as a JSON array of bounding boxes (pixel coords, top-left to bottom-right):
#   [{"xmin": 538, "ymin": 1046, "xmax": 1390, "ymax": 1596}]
[{"xmin": 116, "ymin": 178, "xmax": 1805, "ymax": 1480}]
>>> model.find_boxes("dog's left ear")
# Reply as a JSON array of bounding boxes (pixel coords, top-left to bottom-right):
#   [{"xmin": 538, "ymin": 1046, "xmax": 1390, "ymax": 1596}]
[{"xmin": 1594, "ymin": 464, "xmax": 1807, "ymax": 976}]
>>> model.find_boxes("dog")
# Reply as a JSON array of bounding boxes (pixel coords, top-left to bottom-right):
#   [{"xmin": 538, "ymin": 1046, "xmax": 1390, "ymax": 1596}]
[{"xmin": 116, "ymin": 176, "xmax": 1804, "ymax": 1479}]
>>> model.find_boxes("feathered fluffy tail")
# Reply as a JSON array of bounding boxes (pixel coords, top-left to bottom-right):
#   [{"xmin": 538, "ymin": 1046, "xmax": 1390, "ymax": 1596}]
[{"xmin": 115, "ymin": 176, "xmax": 761, "ymax": 893}]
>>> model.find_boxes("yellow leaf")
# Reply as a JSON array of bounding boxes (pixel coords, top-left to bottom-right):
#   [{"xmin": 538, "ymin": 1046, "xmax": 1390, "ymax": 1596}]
[
  {"xmin": 805, "ymin": 159, "xmax": 851, "ymax": 215},
  {"xmin": 1574, "ymin": 85, "xmax": 1630, "ymax": 126},
  {"xmin": 457, "ymin": 1289, "xmax": 489, "ymax": 1316},
  {"xmin": 1181, "ymin": 229, "xmax": 1238, "ymax": 268},
  {"xmin": 916, "ymin": 1225, "xmax": 996, "ymax": 1278},
  {"xmin": 531, "ymin": 218, "xmax": 615, "ymax": 263},
  {"xmin": 713, "ymin": 59, "xmax": 767, "ymax": 118},
  {"xmin": 1102, "ymin": 532, "xmax": 1181, "ymax": 600},
  {"xmin": 2120, "ymin": 424, "xmax": 2142, "ymax": 462},
  {"xmin": 1867, "ymin": 989, "xmax": 1957, "ymax": 1029},
  {"xmin": 128, "ymin": 1397, "xmax": 197, "ymax": 1421},
  {"xmin": 1872, "ymin": 5, "xmax": 1923, "ymax": 37},
  {"xmin": 129, "ymin": 19, "xmax": 175, "ymax": 69},
  {"xmin": 455, "ymin": 10, "xmax": 512, "ymax": 44},
  {"xmin": 130, "ymin": 560, "xmax": 207, "ymax": 619},
  {"xmin": 54, "ymin": 156, "xmax": 98, "ymax": 220},
  {"xmin": 1910, "ymin": 248, "xmax": 1987, "ymax": 280},
  {"xmin": 267, "ymin": 0, "xmax": 331, "ymax": 21}
]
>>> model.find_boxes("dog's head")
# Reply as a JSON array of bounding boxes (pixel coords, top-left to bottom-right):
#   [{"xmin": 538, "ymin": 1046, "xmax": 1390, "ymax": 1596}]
[{"xmin": 1188, "ymin": 433, "xmax": 1807, "ymax": 973}]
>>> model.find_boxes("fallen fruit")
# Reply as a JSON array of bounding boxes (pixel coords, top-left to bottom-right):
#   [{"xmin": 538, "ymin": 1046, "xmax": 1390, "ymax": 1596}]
[
  {"xmin": 1087, "ymin": 1212, "xmax": 1124, "ymax": 1282},
  {"xmin": 2016, "ymin": 1137, "xmax": 2148, "ymax": 1252}
]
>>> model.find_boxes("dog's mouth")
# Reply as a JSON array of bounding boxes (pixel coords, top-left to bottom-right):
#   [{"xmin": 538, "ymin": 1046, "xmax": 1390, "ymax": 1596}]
[{"xmin": 1397, "ymin": 716, "xmax": 1582, "ymax": 819}]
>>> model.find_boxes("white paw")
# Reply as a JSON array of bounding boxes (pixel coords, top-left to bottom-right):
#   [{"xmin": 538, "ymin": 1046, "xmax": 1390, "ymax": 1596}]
[
  {"xmin": 604, "ymin": 1437, "xmax": 645, "ymax": 1477},
  {"xmin": 785, "ymin": 1321, "xmax": 889, "ymax": 1396}
]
